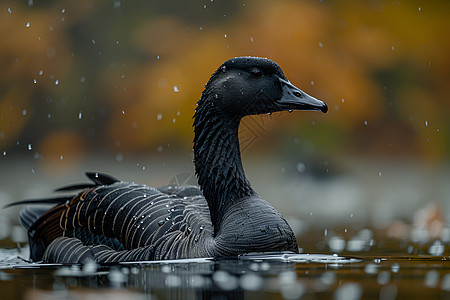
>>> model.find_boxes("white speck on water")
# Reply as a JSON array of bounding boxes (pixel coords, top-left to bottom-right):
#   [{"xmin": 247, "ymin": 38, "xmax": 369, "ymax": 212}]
[
  {"xmin": 91, "ymin": 39, "xmax": 96, "ymax": 45},
  {"xmin": 25, "ymin": 21, "xmax": 30, "ymax": 28},
  {"xmin": 199, "ymin": 26, "xmax": 203, "ymax": 30},
  {"xmin": 27, "ymin": 144, "xmax": 32, "ymax": 151},
  {"xmin": 334, "ymin": 283, "xmax": 362, "ymax": 300},
  {"xmin": 2, "ymin": 151, "xmax": 6, "ymax": 156},
  {"xmin": 391, "ymin": 263, "xmax": 400, "ymax": 273},
  {"xmin": 78, "ymin": 111, "xmax": 82, "ymax": 120},
  {"xmin": 379, "ymin": 171, "xmax": 382, "ymax": 176},
  {"xmin": 55, "ymin": 79, "xmax": 59, "ymax": 85},
  {"xmin": 33, "ymin": 79, "xmax": 37, "ymax": 84},
  {"xmin": 392, "ymin": 46, "xmax": 395, "ymax": 51},
  {"xmin": 61, "ymin": 8, "xmax": 65, "ymax": 13},
  {"xmin": 80, "ymin": 76, "xmax": 86, "ymax": 83},
  {"xmin": 329, "ymin": 236, "xmax": 345, "ymax": 253},
  {"xmin": 8, "ymin": 8, "xmax": 12, "ymax": 14},
  {"xmin": 240, "ymin": 273, "xmax": 263, "ymax": 291},
  {"xmin": 318, "ymin": 41, "xmax": 324, "ymax": 48},
  {"xmin": 115, "ymin": 153, "xmax": 123, "ymax": 162},
  {"xmin": 424, "ymin": 270, "xmax": 439, "ymax": 288},
  {"xmin": 428, "ymin": 240, "xmax": 445, "ymax": 256},
  {"xmin": 310, "ymin": 81, "xmax": 314, "ymax": 86},
  {"xmin": 418, "ymin": 6, "xmax": 422, "ymax": 12},
  {"xmin": 173, "ymin": 85, "xmax": 179, "ymax": 93},
  {"xmin": 157, "ymin": 145, "xmax": 163, "ymax": 152},
  {"xmin": 364, "ymin": 120, "xmax": 368, "ymax": 125},
  {"xmin": 176, "ymin": 111, "xmax": 181, "ymax": 116},
  {"xmin": 377, "ymin": 271, "xmax": 390, "ymax": 285},
  {"xmin": 156, "ymin": 55, "xmax": 160, "ymax": 60},
  {"xmin": 341, "ymin": 98, "xmax": 345, "ymax": 103},
  {"xmin": 347, "ymin": 238, "xmax": 366, "ymax": 252},
  {"xmin": 172, "ymin": 118, "xmax": 176, "ymax": 123},
  {"xmin": 224, "ymin": 33, "xmax": 227, "ymax": 38},
  {"xmin": 22, "ymin": 109, "xmax": 27, "ymax": 116},
  {"xmin": 113, "ymin": 1, "xmax": 121, "ymax": 9},
  {"xmin": 250, "ymin": 36, "xmax": 254, "ymax": 42},
  {"xmin": 425, "ymin": 120, "xmax": 428, "ymax": 126},
  {"xmin": 213, "ymin": 271, "xmax": 238, "ymax": 291},
  {"xmin": 442, "ymin": 274, "xmax": 450, "ymax": 291},
  {"xmin": 324, "ymin": 228, "xmax": 328, "ymax": 236},
  {"xmin": 121, "ymin": 110, "xmax": 125, "ymax": 115},
  {"xmin": 203, "ymin": 4, "xmax": 207, "ymax": 8},
  {"xmin": 39, "ymin": 70, "xmax": 43, "ymax": 75},
  {"xmin": 157, "ymin": 113, "xmax": 162, "ymax": 120},
  {"xmin": 166, "ymin": 274, "xmax": 181, "ymax": 287},
  {"xmin": 82, "ymin": 260, "xmax": 98, "ymax": 274},
  {"xmin": 108, "ymin": 268, "xmax": 126, "ymax": 287},
  {"xmin": 60, "ymin": 155, "xmax": 63, "ymax": 160}
]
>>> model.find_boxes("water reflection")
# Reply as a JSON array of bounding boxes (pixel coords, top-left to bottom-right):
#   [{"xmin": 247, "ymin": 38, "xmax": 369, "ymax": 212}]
[{"xmin": 0, "ymin": 247, "xmax": 449, "ymax": 299}]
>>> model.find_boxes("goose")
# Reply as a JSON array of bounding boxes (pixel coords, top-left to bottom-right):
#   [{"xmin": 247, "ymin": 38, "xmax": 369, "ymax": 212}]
[{"xmin": 10, "ymin": 57, "xmax": 327, "ymax": 263}]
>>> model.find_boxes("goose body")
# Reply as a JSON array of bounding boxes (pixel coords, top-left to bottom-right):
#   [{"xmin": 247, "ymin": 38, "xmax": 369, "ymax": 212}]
[{"xmin": 15, "ymin": 57, "xmax": 327, "ymax": 263}]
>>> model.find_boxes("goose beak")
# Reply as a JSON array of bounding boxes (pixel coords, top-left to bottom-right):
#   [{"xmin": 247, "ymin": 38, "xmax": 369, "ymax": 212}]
[{"xmin": 276, "ymin": 78, "xmax": 328, "ymax": 113}]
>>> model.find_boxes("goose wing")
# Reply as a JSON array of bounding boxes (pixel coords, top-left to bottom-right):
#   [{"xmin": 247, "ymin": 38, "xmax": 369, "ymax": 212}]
[{"xmin": 18, "ymin": 173, "xmax": 214, "ymax": 263}]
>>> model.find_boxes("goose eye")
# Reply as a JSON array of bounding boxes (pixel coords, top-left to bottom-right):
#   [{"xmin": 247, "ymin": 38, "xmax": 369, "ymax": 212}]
[{"xmin": 249, "ymin": 68, "xmax": 262, "ymax": 78}]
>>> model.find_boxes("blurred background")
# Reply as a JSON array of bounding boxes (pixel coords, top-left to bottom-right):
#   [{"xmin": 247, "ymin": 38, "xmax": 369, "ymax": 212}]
[{"xmin": 0, "ymin": 0, "xmax": 449, "ymax": 254}]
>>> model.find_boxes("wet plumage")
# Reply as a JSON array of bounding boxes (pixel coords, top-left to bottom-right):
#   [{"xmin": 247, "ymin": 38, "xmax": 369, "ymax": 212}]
[{"xmin": 10, "ymin": 57, "xmax": 327, "ymax": 263}]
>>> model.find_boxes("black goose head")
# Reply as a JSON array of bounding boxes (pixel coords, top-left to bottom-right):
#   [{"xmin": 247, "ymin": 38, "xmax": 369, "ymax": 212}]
[{"xmin": 198, "ymin": 57, "xmax": 328, "ymax": 118}]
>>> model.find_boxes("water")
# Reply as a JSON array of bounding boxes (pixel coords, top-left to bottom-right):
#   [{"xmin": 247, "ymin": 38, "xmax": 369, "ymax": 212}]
[{"xmin": 0, "ymin": 242, "xmax": 449, "ymax": 299}]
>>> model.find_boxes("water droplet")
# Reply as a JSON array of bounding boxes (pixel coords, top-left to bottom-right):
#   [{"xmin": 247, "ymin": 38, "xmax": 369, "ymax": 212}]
[
  {"xmin": 33, "ymin": 79, "xmax": 37, "ymax": 84},
  {"xmin": 27, "ymin": 144, "xmax": 32, "ymax": 151},
  {"xmin": 22, "ymin": 109, "xmax": 27, "ymax": 116},
  {"xmin": 378, "ymin": 171, "xmax": 382, "ymax": 176},
  {"xmin": 391, "ymin": 46, "xmax": 395, "ymax": 51},
  {"xmin": 425, "ymin": 120, "xmax": 428, "ymax": 126},
  {"xmin": 158, "ymin": 220, "xmax": 164, "ymax": 226},
  {"xmin": 91, "ymin": 39, "xmax": 96, "ymax": 45},
  {"xmin": 8, "ymin": 8, "xmax": 12, "ymax": 14},
  {"xmin": 25, "ymin": 21, "xmax": 30, "ymax": 28},
  {"xmin": 318, "ymin": 41, "xmax": 324, "ymax": 48},
  {"xmin": 310, "ymin": 81, "xmax": 314, "ymax": 86},
  {"xmin": 250, "ymin": 36, "xmax": 254, "ymax": 42},
  {"xmin": 60, "ymin": 155, "xmax": 63, "ymax": 160},
  {"xmin": 173, "ymin": 85, "xmax": 179, "ymax": 93},
  {"xmin": 288, "ymin": 109, "xmax": 293, "ymax": 113},
  {"xmin": 78, "ymin": 111, "xmax": 82, "ymax": 120},
  {"xmin": 172, "ymin": 118, "xmax": 176, "ymax": 123},
  {"xmin": 364, "ymin": 120, "xmax": 368, "ymax": 125},
  {"xmin": 2, "ymin": 150, "xmax": 6, "ymax": 156},
  {"xmin": 418, "ymin": 6, "xmax": 422, "ymax": 12},
  {"xmin": 55, "ymin": 79, "xmax": 59, "ymax": 85},
  {"xmin": 224, "ymin": 33, "xmax": 227, "ymax": 37},
  {"xmin": 157, "ymin": 113, "xmax": 162, "ymax": 120}
]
